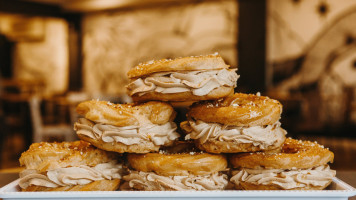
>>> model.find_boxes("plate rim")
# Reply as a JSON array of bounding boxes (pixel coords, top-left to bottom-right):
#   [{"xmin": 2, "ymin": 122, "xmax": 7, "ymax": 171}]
[{"xmin": 0, "ymin": 177, "xmax": 355, "ymax": 198}]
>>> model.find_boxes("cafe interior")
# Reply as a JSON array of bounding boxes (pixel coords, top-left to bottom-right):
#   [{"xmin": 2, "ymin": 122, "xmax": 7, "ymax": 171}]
[{"xmin": 0, "ymin": 0, "xmax": 355, "ymax": 183}]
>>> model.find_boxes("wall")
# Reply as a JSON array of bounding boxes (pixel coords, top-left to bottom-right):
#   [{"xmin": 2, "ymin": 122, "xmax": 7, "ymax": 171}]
[
  {"xmin": 0, "ymin": 13, "xmax": 69, "ymax": 96},
  {"xmin": 11, "ymin": 17, "xmax": 69, "ymax": 96},
  {"xmin": 267, "ymin": 0, "xmax": 356, "ymax": 132},
  {"xmin": 82, "ymin": 0, "xmax": 238, "ymax": 95}
]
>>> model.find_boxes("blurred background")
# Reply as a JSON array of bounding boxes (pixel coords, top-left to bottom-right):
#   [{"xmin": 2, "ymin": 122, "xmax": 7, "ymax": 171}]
[{"xmin": 0, "ymin": 0, "xmax": 355, "ymax": 171}]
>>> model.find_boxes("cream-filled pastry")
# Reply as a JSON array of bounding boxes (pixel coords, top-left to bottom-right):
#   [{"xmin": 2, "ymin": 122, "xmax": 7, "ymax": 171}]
[
  {"xmin": 18, "ymin": 141, "xmax": 124, "ymax": 191},
  {"xmin": 126, "ymin": 53, "xmax": 239, "ymax": 102},
  {"xmin": 181, "ymin": 93, "xmax": 286, "ymax": 153},
  {"xmin": 74, "ymin": 100, "xmax": 180, "ymax": 153},
  {"xmin": 120, "ymin": 142, "xmax": 228, "ymax": 191},
  {"xmin": 229, "ymin": 138, "xmax": 336, "ymax": 190}
]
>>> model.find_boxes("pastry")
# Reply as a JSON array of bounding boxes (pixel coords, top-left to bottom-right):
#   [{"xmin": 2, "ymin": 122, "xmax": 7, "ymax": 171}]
[
  {"xmin": 121, "ymin": 142, "xmax": 228, "ymax": 191},
  {"xmin": 229, "ymin": 138, "xmax": 336, "ymax": 190},
  {"xmin": 74, "ymin": 100, "xmax": 180, "ymax": 153},
  {"xmin": 19, "ymin": 141, "xmax": 124, "ymax": 191},
  {"xmin": 126, "ymin": 53, "xmax": 239, "ymax": 102},
  {"xmin": 181, "ymin": 93, "xmax": 286, "ymax": 153}
]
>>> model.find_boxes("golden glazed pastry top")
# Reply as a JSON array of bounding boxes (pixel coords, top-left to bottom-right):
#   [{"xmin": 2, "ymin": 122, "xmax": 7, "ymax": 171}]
[
  {"xmin": 127, "ymin": 53, "xmax": 230, "ymax": 79},
  {"xmin": 127, "ymin": 152, "xmax": 227, "ymax": 176},
  {"xmin": 230, "ymin": 138, "xmax": 334, "ymax": 170},
  {"xmin": 76, "ymin": 100, "xmax": 176, "ymax": 127},
  {"xmin": 188, "ymin": 93, "xmax": 282, "ymax": 126},
  {"xmin": 19, "ymin": 140, "xmax": 119, "ymax": 172}
]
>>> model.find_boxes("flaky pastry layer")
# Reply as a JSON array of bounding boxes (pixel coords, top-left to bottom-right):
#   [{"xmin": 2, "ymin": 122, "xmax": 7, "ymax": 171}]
[
  {"xmin": 127, "ymin": 152, "xmax": 227, "ymax": 176},
  {"xmin": 131, "ymin": 86, "xmax": 234, "ymax": 102},
  {"xmin": 188, "ymin": 93, "xmax": 282, "ymax": 126},
  {"xmin": 76, "ymin": 100, "xmax": 176, "ymax": 127},
  {"xmin": 127, "ymin": 53, "xmax": 229, "ymax": 79},
  {"xmin": 230, "ymin": 138, "xmax": 334, "ymax": 170},
  {"xmin": 19, "ymin": 141, "xmax": 119, "ymax": 172},
  {"xmin": 22, "ymin": 179, "xmax": 120, "ymax": 191}
]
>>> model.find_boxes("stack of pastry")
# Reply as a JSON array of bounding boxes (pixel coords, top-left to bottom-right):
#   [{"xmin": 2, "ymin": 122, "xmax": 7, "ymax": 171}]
[{"xmin": 18, "ymin": 53, "xmax": 336, "ymax": 192}]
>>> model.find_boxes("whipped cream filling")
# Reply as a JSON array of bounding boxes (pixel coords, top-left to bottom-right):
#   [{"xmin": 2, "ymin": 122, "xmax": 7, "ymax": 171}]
[
  {"xmin": 230, "ymin": 165, "xmax": 336, "ymax": 189},
  {"xmin": 19, "ymin": 162, "xmax": 124, "ymax": 189},
  {"xmin": 74, "ymin": 118, "xmax": 180, "ymax": 146},
  {"xmin": 126, "ymin": 69, "xmax": 239, "ymax": 96},
  {"xmin": 121, "ymin": 171, "xmax": 228, "ymax": 191},
  {"xmin": 184, "ymin": 120, "xmax": 286, "ymax": 149}
]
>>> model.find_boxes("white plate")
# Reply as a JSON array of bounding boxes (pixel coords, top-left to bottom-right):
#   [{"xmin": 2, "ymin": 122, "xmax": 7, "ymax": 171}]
[{"xmin": 0, "ymin": 178, "xmax": 355, "ymax": 200}]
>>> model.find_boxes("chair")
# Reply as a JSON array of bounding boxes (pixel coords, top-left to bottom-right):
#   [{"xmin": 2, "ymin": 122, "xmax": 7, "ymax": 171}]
[{"xmin": 28, "ymin": 95, "xmax": 77, "ymax": 143}]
